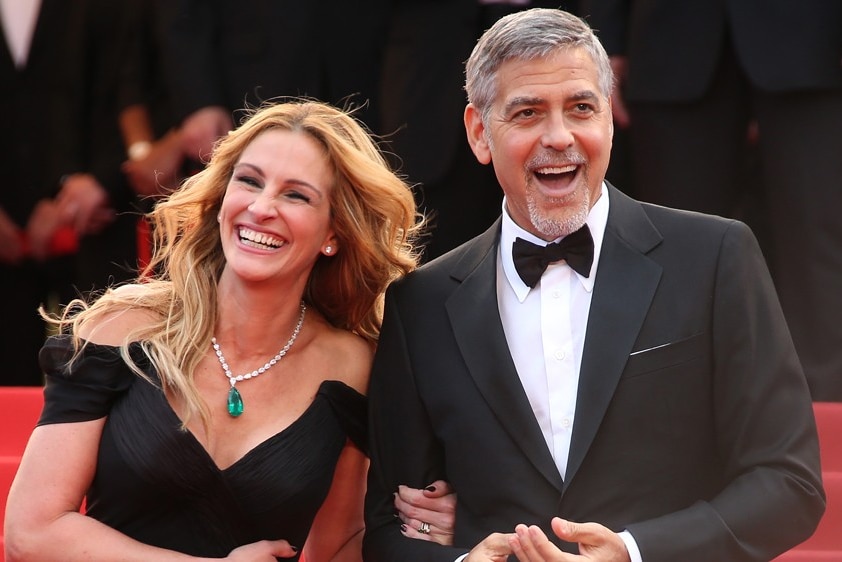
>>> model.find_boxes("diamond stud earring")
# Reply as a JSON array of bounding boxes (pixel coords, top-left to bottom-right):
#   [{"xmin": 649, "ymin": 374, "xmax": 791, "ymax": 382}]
[{"xmin": 324, "ymin": 245, "xmax": 333, "ymax": 255}]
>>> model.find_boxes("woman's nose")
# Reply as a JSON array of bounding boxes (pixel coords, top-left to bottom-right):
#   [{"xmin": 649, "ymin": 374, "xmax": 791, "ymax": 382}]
[{"xmin": 247, "ymin": 193, "xmax": 279, "ymax": 218}]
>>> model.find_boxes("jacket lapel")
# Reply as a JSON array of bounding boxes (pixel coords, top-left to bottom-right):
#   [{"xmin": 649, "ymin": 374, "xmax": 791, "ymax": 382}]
[
  {"xmin": 446, "ymin": 220, "xmax": 564, "ymax": 493},
  {"xmin": 564, "ymin": 185, "xmax": 663, "ymax": 489}
]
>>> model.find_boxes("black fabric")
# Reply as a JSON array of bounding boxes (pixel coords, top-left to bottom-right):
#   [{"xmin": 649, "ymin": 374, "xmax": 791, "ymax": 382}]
[
  {"xmin": 512, "ymin": 224, "xmax": 594, "ymax": 287},
  {"xmin": 37, "ymin": 334, "xmax": 367, "ymax": 558}
]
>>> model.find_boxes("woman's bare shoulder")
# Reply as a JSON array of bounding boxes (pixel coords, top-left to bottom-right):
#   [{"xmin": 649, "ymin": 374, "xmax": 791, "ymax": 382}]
[
  {"xmin": 77, "ymin": 284, "xmax": 161, "ymax": 346},
  {"xmin": 314, "ymin": 320, "xmax": 374, "ymax": 395}
]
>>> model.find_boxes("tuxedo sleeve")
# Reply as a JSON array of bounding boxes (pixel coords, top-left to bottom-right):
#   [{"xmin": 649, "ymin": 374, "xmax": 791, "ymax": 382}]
[
  {"xmin": 363, "ymin": 284, "xmax": 470, "ymax": 562},
  {"xmin": 625, "ymin": 220, "xmax": 825, "ymax": 561}
]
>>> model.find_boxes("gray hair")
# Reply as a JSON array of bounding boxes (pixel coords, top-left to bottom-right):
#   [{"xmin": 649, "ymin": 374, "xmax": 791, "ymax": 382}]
[{"xmin": 465, "ymin": 8, "xmax": 614, "ymax": 125}]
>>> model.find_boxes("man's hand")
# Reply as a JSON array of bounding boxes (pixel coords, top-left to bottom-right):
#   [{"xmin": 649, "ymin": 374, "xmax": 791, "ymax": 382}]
[
  {"xmin": 122, "ymin": 129, "xmax": 186, "ymax": 197},
  {"xmin": 0, "ymin": 206, "xmax": 24, "ymax": 263},
  {"xmin": 180, "ymin": 106, "xmax": 233, "ymax": 163},
  {"xmin": 510, "ymin": 518, "xmax": 631, "ymax": 562},
  {"xmin": 608, "ymin": 56, "xmax": 630, "ymax": 129},
  {"xmin": 464, "ymin": 532, "xmax": 515, "ymax": 562},
  {"xmin": 55, "ymin": 174, "xmax": 115, "ymax": 235},
  {"xmin": 25, "ymin": 199, "xmax": 67, "ymax": 261}
]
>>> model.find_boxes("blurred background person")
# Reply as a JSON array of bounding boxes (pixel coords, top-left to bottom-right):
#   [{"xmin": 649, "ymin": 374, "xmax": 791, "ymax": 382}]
[
  {"xmin": 53, "ymin": 0, "xmax": 147, "ymax": 297},
  {"xmin": 582, "ymin": 0, "xmax": 842, "ymax": 400},
  {"xmin": 378, "ymin": 0, "xmax": 584, "ymax": 260},
  {"xmin": 154, "ymin": 0, "xmax": 388, "ymax": 166},
  {"xmin": 1, "ymin": 0, "xmax": 80, "ymax": 386}
]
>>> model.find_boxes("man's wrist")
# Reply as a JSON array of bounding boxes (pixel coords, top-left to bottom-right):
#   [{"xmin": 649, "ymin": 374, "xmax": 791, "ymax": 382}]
[
  {"xmin": 619, "ymin": 530, "xmax": 642, "ymax": 562},
  {"xmin": 127, "ymin": 141, "xmax": 152, "ymax": 161}
]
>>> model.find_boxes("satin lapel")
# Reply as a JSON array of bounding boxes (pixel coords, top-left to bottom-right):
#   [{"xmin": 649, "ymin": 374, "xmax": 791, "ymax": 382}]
[
  {"xmin": 564, "ymin": 187, "xmax": 663, "ymax": 489},
  {"xmin": 446, "ymin": 224, "xmax": 564, "ymax": 493},
  {"xmin": 0, "ymin": 21, "xmax": 11, "ymax": 70},
  {"xmin": 25, "ymin": 0, "xmax": 55, "ymax": 67}
]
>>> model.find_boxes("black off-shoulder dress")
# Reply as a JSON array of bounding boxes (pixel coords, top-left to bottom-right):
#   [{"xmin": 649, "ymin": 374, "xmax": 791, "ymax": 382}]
[{"xmin": 37, "ymin": 335, "xmax": 367, "ymax": 559}]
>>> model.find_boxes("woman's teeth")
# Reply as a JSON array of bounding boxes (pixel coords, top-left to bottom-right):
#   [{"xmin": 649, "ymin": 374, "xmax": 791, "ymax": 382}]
[{"xmin": 238, "ymin": 227, "xmax": 283, "ymax": 250}]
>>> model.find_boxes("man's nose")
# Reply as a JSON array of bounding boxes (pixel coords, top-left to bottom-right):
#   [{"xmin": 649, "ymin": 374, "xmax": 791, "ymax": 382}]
[{"xmin": 541, "ymin": 114, "xmax": 575, "ymax": 150}]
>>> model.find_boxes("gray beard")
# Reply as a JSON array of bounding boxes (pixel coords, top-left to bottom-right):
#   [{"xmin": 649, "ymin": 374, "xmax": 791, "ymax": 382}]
[
  {"xmin": 526, "ymin": 177, "xmax": 590, "ymax": 239},
  {"xmin": 523, "ymin": 150, "xmax": 590, "ymax": 239}
]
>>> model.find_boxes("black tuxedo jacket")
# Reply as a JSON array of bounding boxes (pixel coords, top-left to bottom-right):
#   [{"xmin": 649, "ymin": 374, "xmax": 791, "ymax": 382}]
[
  {"xmin": 363, "ymin": 185, "xmax": 824, "ymax": 562},
  {"xmin": 582, "ymin": 0, "xmax": 842, "ymax": 101}
]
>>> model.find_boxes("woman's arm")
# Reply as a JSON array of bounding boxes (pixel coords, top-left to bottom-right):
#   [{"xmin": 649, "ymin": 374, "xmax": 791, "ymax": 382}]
[
  {"xmin": 303, "ymin": 445, "xmax": 459, "ymax": 562},
  {"xmin": 5, "ymin": 420, "xmax": 197, "ymax": 561},
  {"xmin": 303, "ymin": 442, "xmax": 368, "ymax": 562},
  {"xmin": 5, "ymin": 300, "xmax": 299, "ymax": 562},
  {"xmin": 5, "ymin": 413, "xmax": 299, "ymax": 562}
]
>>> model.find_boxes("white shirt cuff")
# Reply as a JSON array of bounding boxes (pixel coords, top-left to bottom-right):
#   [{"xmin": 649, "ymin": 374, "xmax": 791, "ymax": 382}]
[{"xmin": 619, "ymin": 530, "xmax": 643, "ymax": 562}]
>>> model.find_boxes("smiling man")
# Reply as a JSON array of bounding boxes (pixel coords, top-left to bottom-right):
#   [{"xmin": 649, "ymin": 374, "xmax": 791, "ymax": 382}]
[{"xmin": 362, "ymin": 8, "xmax": 824, "ymax": 562}]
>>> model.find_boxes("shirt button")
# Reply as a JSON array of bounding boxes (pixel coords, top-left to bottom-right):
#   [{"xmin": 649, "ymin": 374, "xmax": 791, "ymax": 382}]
[
  {"xmin": 552, "ymin": 290, "xmax": 561, "ymax": 298},
  {"xmin": 554, "ymin": 349, "xmax": 565, "ymax": 360},
  {"xmin": 562, "ymin": 418, "xmax": 571, "ymax": 428}
]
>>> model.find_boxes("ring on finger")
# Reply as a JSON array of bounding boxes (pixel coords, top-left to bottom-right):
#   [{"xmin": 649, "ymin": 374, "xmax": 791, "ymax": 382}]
[{"xmin": 418, "ymin": 521, "xmax": 431, "ymax": 534}]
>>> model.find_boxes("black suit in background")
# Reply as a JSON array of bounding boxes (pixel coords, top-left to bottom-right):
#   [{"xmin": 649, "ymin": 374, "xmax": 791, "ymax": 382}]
[
  {"xmin": 581, "ymin": 0, "xmax": 842, "ymax": 400},
  {"xmin": 58, "ymin": 0, "xmax": 143, "ymax": 294},
  {"xmin": 363, "ymin": 184, "xmax": 824, "ymax": 562},
  {"xmin": 378, "ymin": 0, "xmax": 578, "ymax": 260},
  {"xmin": 1, "ymin": 0, "xmax": 77, "ymax": 385},
  {"xmin": 154, "ymin": 0, "xmax": 388, "ymax": 132}
]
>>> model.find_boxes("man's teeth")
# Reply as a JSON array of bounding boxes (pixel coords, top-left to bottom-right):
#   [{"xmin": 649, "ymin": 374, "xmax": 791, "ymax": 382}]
[
  {"xmin": 536, "ymin": 164, "xmax": 577, "ymax": 175},
  {"xmin": 238, "ymin": 227, "xmax": 283, "ymax": 250}
]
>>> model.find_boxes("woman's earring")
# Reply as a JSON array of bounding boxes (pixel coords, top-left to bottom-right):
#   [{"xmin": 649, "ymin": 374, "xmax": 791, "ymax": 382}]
[
  {"xmin": 324, "ymin": 245, "xmax": 333, "ymax": 255},
  {"xmin": 217, "ymin": 214, "xmax": 222, "ymax": 223}
]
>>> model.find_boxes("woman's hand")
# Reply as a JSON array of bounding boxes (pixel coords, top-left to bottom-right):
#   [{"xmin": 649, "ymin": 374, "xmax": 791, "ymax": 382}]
[
  {"xmin": 224, "ymin": 539, "xmax": 299, "ymax": 561},
  {"xmin": 394, "ymin": 479, "xmax": 456, "ymax": 545}
]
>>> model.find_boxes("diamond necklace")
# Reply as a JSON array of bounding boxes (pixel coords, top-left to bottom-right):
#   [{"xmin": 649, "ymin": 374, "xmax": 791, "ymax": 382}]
[{"xmin": 211, "ymin": 301, "xmax": 306, "ymax": 417}]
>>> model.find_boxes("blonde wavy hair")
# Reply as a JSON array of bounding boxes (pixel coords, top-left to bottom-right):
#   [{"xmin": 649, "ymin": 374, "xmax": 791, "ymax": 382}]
[{"xmin": 49, "ymin": 100, "xmax": 423, "ymax": 425}]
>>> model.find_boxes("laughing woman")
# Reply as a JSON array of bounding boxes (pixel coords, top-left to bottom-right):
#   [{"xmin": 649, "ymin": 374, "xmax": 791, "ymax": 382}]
[{"xmin": 4, "ymin": 101, "xmax": 453, "ymax": 561}]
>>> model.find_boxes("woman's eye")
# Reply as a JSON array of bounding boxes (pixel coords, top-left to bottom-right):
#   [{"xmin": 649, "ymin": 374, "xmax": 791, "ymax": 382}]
[
  {"xmin": 286, "ymin": 191, "xmax": 311, "ymax": 203},
  {"xmin": 236, "ymin": 175, "xmax": 261, "ymax": 188}
]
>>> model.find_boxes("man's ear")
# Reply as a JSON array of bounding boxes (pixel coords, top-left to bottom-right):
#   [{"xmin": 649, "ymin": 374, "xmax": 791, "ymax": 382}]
[{"xmin": 464, "ymin": 104, "xmax": 492, "ymax": 165}]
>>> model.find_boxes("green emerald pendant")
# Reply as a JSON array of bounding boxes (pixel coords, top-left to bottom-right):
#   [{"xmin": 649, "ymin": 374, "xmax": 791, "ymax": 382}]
[{"xmin": 227, "ymin": 386, "xmax": 244, "ymax": 417}]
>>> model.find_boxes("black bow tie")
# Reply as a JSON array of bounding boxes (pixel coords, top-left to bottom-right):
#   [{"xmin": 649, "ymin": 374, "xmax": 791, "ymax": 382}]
[{"xmin": 512, "ymin": 225, "xmax": 594, "ymax": 288}]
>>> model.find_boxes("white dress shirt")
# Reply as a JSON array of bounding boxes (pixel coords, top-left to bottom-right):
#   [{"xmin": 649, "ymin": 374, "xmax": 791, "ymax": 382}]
[
  {"xmin": 1, "ymin": 0, "xmax": 41, "ymax": 68},
  {"xmin": 497, "ymin": 183, "xmax": 607, "ymax": 478},
  {"xmin": 493, "ymin": 183, "xmax": 643, "ymax": 562}
]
